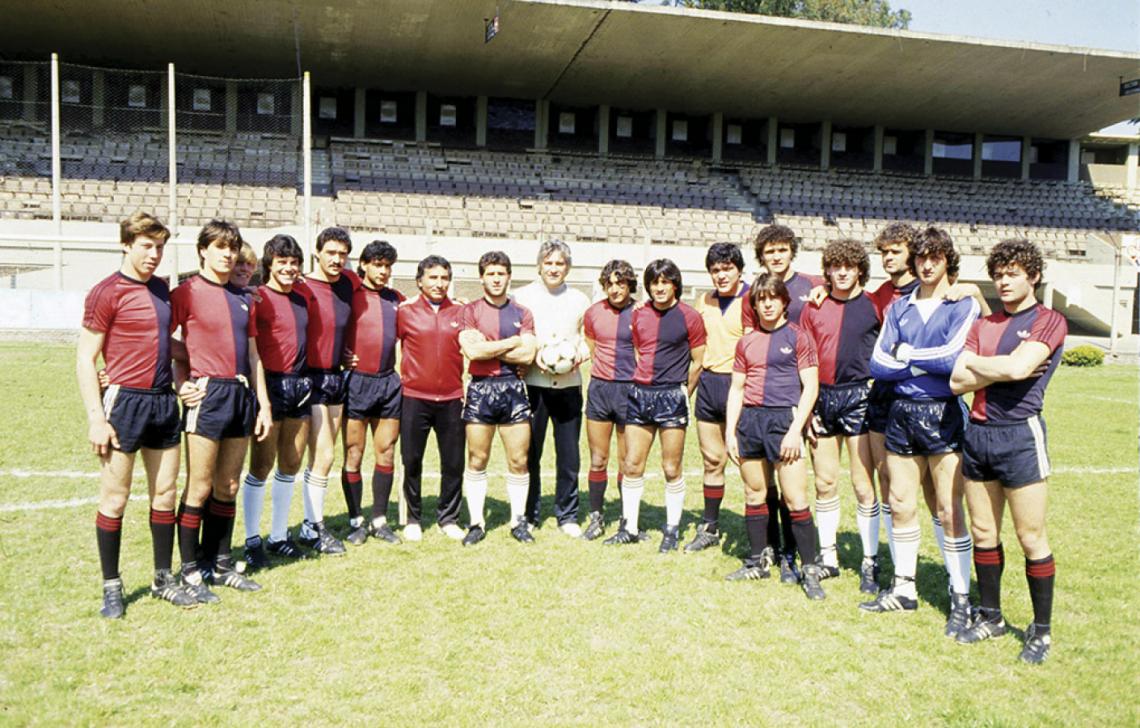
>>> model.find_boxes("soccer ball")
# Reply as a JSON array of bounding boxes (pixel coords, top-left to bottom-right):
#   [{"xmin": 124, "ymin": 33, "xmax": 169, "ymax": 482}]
[{"xmin": 538, "ymin": 334, "xmax": 579, "ymax": 375}]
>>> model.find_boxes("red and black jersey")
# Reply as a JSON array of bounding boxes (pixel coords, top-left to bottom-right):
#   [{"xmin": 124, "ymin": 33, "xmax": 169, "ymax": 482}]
[
  {"xmin": 461, "ymin": 297, "xmax": 535, "ymax": 378},
  {"xmin": 254, "ymin": 285, "xmax": 308, "ymax": 375},
  {"xmin": 868, "ymin": 277, "xmax": 919, "ymax": 314},
  {"xmin": 583, "ymin": 299, "xmax": 636, "ymax": 382},
  {"xmin": 170, "ymin": 275, "xmax": 257, "ymax": 379},
  {"xmin": 743, "ymin": 271, "xmax": 826, "ymax": 329},
  {"xmin": 82, "ymin": 272, "xmax": 173, "ymax": 389},
  {"xmin": 734, "ymin": 323, "xmax": 818, "ymax": 407},
  {"xmin": 348, "ymin": 285, "xmax": 405, "ymax": 375},
  {"xmin": 296, "ymin": 270, "xmax": 360, "ymax": 370},
  {"xmin": 800, "ymin": 292, "xmax": 883, "ymax": 386},
  {"xmin": 397, "ymin": 296, "xmax": 465, "ymax": 401},
  {"xmin": 631, "ymin": 302, "xmax": 706, "ymax": 386},
  {"xmin": 964, "ymin": 304, "xmax": 1067, "ymax": 423}
]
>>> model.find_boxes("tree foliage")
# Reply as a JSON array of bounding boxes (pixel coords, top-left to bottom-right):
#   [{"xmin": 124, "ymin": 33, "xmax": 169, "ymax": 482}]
[{"xmin": 672, "ymin": 0, "xmax": 912, "ymax": 30}]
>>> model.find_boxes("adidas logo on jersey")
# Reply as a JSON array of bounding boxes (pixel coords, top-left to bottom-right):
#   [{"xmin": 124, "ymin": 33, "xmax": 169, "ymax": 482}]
[
  {"xmin": 450, "ymin": 321, "xmax": 459, "ymax": 328},
  {"xmin": 1017, "ymin": 329, "xmax": 1031, "ymax": 339},
  {"xmin": 780, "ymin": 346, "xmax": 793, "ymax": 354},
  {"xmin": 513, "ymin": 321, "xmax": 522, "ymax": 328}
]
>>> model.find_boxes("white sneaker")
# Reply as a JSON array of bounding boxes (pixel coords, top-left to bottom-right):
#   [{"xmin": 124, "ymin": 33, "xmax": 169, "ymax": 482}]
[
  {"xmin": 404, "ymin": 523, "xmax": 423, "ymax": 542},
  {"xmin": 560, "ymin": 522, "xmax": 582, "ymax": 538},
  {"xmin": 440, "ymin": 523, "xmax": 465, "ymax": 540}
]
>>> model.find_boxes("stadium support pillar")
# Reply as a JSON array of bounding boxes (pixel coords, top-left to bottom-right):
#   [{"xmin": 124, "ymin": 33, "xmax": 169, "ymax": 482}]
[
  {"xmin": 476, "ymin": 96, "xmax": 487, "ymax": 147},
  {"xmin": 598, "ymin": 105, "xmax": 610, "ymax": 156},
  {"xmin": 353, "ymin": 87, "xmax": 366, "ymax": 139},
  {"xmin": 167, "ymin": 63, "xmax": 178, "ymax": 278},
  {"xmin": 1126, "ymin": 143, "xmax": 1138, "ymax": 190},
  {"xmin": 655, "ymin": 109, "xmax": 666, "ymax": 159},
  {"xmin": 535, "ymin": 99, "xmax": 549, "ymax": 150},
  {"xmin": 225, "ymin": 81, "xmax": 237, "ymax": 134},
  {"xmin": 711, "ymin": 112, "xmax": 723, "ymax": 163},
  {"xmin": 973, "ymin": 132, "xmax": 984, "ymax": 180},
  {"xmin": 1042, "ymin": 280, "xmax": 1054, "ymax": 310},
  {"xmin": 50, "ymin": 53, "xmax": 62, "ymax": 290},
  {"xmin": 1066, "ymin": 139, "xmax": 1080, "ymax": 183},
  {"xmin": 22, "ymin": 64, "xmax": 37, "ymax": 122},
  {"xmin": 1021, "ymin": 136, "xmax": 1032, "ymax": 180},
  {"xmin": 415, "ymin": 91, "xmax": 427, "ymax": 142},
  {"xmin": 873, "ymin": 125, "xmax": 884, "ymax": 173},
  {"xmin": 923, "ymin": 129, "xmax": 934, "ymax": 177},
  {"xmin": 303, "ymin": 72, "xmax": 313, "ymax": 268},
  {"xmin": 767, "ymin": 117, "xmax": 778, "ymax": 166},
  {"xmin": 820, "ymin": 120, "xmax": 832, "ymax": 171},
  {"xmin": 92, "ymin": 70, "xmax": 105, "ymax": 128}
]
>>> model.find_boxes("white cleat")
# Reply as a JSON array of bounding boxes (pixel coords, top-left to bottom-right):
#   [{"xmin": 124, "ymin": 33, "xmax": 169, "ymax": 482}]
[
  {"xmin": 404, "ymin": 523, "xmax": 423, "ymax": 542},
  {"xmin": 440, "ymin": 523, "xmax": 465, "ymax": 540},
  {"xmin": 560, "ymin": 522, "xmax": 583, "ymax": 538}
]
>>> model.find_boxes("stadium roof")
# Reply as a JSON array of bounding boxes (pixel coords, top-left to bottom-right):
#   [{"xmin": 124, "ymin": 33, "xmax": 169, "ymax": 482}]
[{"xmin": 3, "ymin": 0, "xmax": 1138, "ymax": 139}]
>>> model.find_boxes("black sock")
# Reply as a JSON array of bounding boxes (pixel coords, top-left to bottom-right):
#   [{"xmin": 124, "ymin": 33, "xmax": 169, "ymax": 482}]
[
  {"xmin": 587, "ymin": 469, "xmax": 607, "ymax": 513},
  {"xmin": 744, "ymin": 503, "xmax": 769, "ymax": 561},
  {"xmin": 149, "ymin": 508, "xmax": 177, "ymax": 573},
  {"xmin": 702, "ymin": 483, "xmax": 724, "ymax": 530},
  {"xmin": 213, "ymin": 499, "xmax": 236, "ymax": 561},
  {"xmin": 764, "ymin": 486, "xmax": 782, "ymax": 549},
  {"xmin": 780, "ymin": 499, "xmax": 797, "ymax": 556},
  {"xmin": 95, "ymin": 512, "xmax": 122, "ymax": 581},
  {"xmin": 1026, "ymin": 554, "xmax": 1056, "ymax": 634},
  {"xmin": 177, "ymin": 503, "xmax": 203, "ymax": 572},
  {"xmin": 789, "ymin": 508, "xmax": 818, "ymax": 566},
  {"xmin": 370, "ymin": 465, "xmax": 393, "ymax": 521},
  {"xmin": 342, "ymin": 469, "xmax": 363, "ymax": 520},
  {"xmin": 200, "ymin": 497, "xmax": 236, "ymax": 566},
  {"xmin": 974, "ymin": 543, "xmax": 1004, "ymax": 617}
]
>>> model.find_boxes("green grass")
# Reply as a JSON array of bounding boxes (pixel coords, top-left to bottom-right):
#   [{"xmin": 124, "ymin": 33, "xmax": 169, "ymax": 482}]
[{"xmin": 0, "ymin": 343, "xmax": 1137, "ymax": 725}]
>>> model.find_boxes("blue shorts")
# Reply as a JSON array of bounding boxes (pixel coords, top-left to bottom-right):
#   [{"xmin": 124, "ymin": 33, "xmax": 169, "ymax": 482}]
[
  {"xmin": 462, "ymin": 376, "xmax": 531, "ymax": 425},
  {"xmin": 814, "ymin": 381, "xmax": 871, "ymax": 437},
  {"xmin": 184, "ymin": 377, "xmax": 256, "ymax": 441},
  {"xmin": 102, "ymin": 386, "xmax": 181, "ymax": 453},
  {"xmin": 867, "ymin": 380, "xmax": 895, "ymax": 434},
  {"xmin": 736, "ymin": 406, "xmax": 794, "ymax": 462},
  {"xmin": 884, "ymin": 398, "xmax": 965, "ymax": 456},
  {"xmin": 962, "ymin": 417, "xmax": 1051, "ymax": 488},
  {"xmin": 307, "ymin": 368, "xmax": 348, "ymax": 407},
  {"xmin": 626, "ymin": 382, "xmax": 689, "ymax": 430},
  {"xmin": 585, "ymin": 378, "xmax": 632, "ymax": 425},
  {"xmin": 695, "ymin": 370, "xmax": 731, "ymax": 424},
  {"xmin": 346, "ymin": 370, "xmax": 403, "ymax": 421},
  {"xmin": 266, "ymin": 372, "xmax": 312, "ymax": 421}
]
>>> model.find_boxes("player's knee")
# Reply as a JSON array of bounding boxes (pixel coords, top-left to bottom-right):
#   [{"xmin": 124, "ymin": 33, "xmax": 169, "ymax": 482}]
[
  {"xmin": 1015, "ymin": 523, "xmax": 1048, "ymax": 556},
  {"xmin": 814, "ymin": 479, "xmax": 837, "ymax": 500},
  {"xmin": 589, "ymin": 452, "xmax": 609, "ymax": 471},
  {"xmin": 662, "ymin": 462, "xmax": 683, "ymax": 482},
  {"xmin": 970, "ymin": 519, "xmax": 998, "ymax": 547},
  {"xmin": 99, "ymin": 492, "xmax": 129, "ymax": 518},
  {"xmin": 506, "ymin": 456, "xmax": 528, "ymax": 474},
  {"xmin": 278, "ymin": 449, "xmax": 302, "ymax": 475},
  {"xmin": 467, "ymin": 453, "xmax": 489, "ymax": 471}
]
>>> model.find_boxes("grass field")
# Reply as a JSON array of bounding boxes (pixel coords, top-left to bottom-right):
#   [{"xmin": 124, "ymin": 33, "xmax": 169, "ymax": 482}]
[{"xmin": 0, "ymin": 342, "xmax": 1137, "ymax": 726}]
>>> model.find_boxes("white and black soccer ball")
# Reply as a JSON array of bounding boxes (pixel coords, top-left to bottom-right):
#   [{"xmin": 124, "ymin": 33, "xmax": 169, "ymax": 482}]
[{"xmin": 538, "ymin": 334, "xmax": 579, "ymax": 375}]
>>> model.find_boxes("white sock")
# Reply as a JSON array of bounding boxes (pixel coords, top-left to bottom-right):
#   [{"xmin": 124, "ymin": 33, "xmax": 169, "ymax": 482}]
[
  {"xmin": 269, "ymin": 470, "xmax": 295, "ymax": 543},
  {"xmin": 301, "ymin": 469, "xmax": 315, "ymax": 524},
  {"xmin": 621, "ymin": 475, "xmax": 644, "ymax": 532},
  {"xmin": 815, "ymin": 495, "xmax": 841, "ymax": 567},
  {"xmin": 856, "ymin": 500, "xmax": 881, "ymax": 561},
  {"xmin": 944, "ymin": 534, "xmax": 973, "ymax": 596},
  {"xmin": 506, "ymin": 473, "xmax": 529, "ymax": 524},
  {"xmin": 464, "ymin": 469, "xmax": 488, "ymax": 528},
  {"xmin": 305, "ymin": 472, "xmax": 328, "ymax": 528},
  {"xmin": 932, "ymin": 516, "xmax": 946, "ymax": 560},
  {"xmin": 664, "ymin": 478, "xmax": 686, "ymax": 527},
  {"xmin": 241, "ymin": 473, "xmax": 266, "ymax": 541},
  {"xmin": 882, "ymin": 503, "xmax": 896, "ymax": 564},
  {"xmin": 892, "ymin": 525, "xmax": 921, "ymax": 599}
]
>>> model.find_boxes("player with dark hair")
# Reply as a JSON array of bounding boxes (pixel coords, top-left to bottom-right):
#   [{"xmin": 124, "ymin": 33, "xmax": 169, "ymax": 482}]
[
  {"xmin": 398, "ymin": 255, "xmax": 467, "ymax": 541},
  {"xmin": 724, "ymin": 273, "xmax": 824, "ymax": 599},
  {"xmin": 458, "ymin": 251, "xmax": 538, "ymax": 545},
  {"xmin": 606, "ymin": 258, "xmax": 706, "ymax": 552},
  {"xmin": 78, "ymin": 212, "xmax": 197, "ymax": 617},
  {"xmin": 951, "ymin": 239, "xmax": 1065, "ymax": 664},
  {"xmin": 686, "ymin": 242, "xmax": 750, "ymax": 553},
  {"xmin": 172, "ymin": 219, "xmax": 272, "ymax": 602},
  {"xmin": 240, "ymin": 234, "xmax": 311, "ymax": 568},
  {"xmin": 862, "ymin": 227, "xmax": 979, "ymax": 638},
  {"xmin": 582, "ymin": 259, "xmax": 638, "ymax": 540},
  {"xmin": 342, "ymin": 240, "xmax": 406, "ymax": 545}
]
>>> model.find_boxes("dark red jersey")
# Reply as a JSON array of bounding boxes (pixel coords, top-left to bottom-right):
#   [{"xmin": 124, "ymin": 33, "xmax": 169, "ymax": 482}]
[
  {"xmin": 631, "ymin": 302, "xmax": 707, "ymax": 386},
  {"xmin": 170, "ymin": 275, "xmax": 256, "ymax": 379},
  {"xmin": 254, "ymin": 285, "xmax": 308, "ymax": 375},
  {"xmin": 82, "ymin": 272, "xmax": 173, "ymax": 389},
  {"xmin": 583, "ymin": 299, "xmax": 636, "ymax": 382},
  {"xmin": 461, "ymin": 297, "xmax": 535, "ymax": 378},
  {"xmin": 743, "ymin": 271, "xmax": 826, "ymax": 329},
  {"xmin": 397, "ymin": 296, "xmax": 465, "ymax": 401},
  {"xmin": 297, "ymin": 270, "xmax": 360, "ymax": 370},
  {"xmin": 868, "ymin": 277, "xmax": 919, "ymax": 314},
  {"xmin": 964, "ymin": 304, "xmax": 1067, "ymax": 423},
  {"xmin": 799, "ymin": 292, "xmax": 882, "ymax": 386},
  {"xmin": 734, "ymin": 323, "xmax": 817, "ymax": 407},
  {"xmin": 348, "ymin": 285, "xmax": 405, "ymax": 375}
]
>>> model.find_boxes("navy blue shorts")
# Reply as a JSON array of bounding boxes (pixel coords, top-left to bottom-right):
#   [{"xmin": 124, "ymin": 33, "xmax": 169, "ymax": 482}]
[
  {"xmin": 814, "ymin": 380, "xmax": 872, "ymax": 437},
  {"xmin": 884, "ymin": 398, "xmax": 965, "ymax": 456},
  {"xmin": 962, "ymin": 417, "xmax": 1051, "ymax": 488},
  {"xmin": 867, "ymin": 380, "xmax": 895, "ymax": 434},
  {"xmin": 695, "ymin": 370, "xmax": 731, "ymax": 423},
  {"xmin": 586, "ymin": 378, "xmax": 632, "ymax": 425},
  {"xmin": 307, "ymin": 368, "xmax": 348, "ymax": 407},
  {"xmin": 736, "ymin": 406, "xmax": 794, "ymax": 462},
  {"xmin": 102, "ymin": 386, "xmax": 181, "ymax": 453},
  {"xmin": 184, "ymin": 377, "xmax": 256, "ymax": 441},
  {"xmin": 462, "ymin": 376, "xmax": 531, "ymax": 425},
  {"xmin": 626, "ymin": 382, "xmax": 689, "ymax": 430},
  {"xmin": 346, "ymin": 370, "xmax": 403, "ymax": 421},
  {"xmin": 266, "ymin": 372, "xmax": 312, "ymax": 421}
]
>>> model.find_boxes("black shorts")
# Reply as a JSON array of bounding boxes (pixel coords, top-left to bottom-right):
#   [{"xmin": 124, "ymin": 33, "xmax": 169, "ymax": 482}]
[
  {"xmin": 867, "ymin": 380, "xmax": 895, "ymax": 434},
  {"xmin": 102, "ymin": 385, "xmax": 181, "ymax": 453},
  {"xmin": 183, "ymin": 377, "xmax": 256, "ymax": 441},
  {"xmin": 585, "ymin": 378, "xmax": 632, "ymax": 425},
  {"xmin": 736, "ymin": 406, "xmax": 794, "ymax": 463},
  {"xmin": 346, "ymin": 370, "xmax": 403, "ymax": 421},
  {"xmin": 884, "ymin": 398, "xmax": 965, "ymax": 456},
  {"xmin": 814, "ymin": 381, "xmax": 872, "ymax": 437},
  {"xmin": 462, "ymin": 376, "xmax": 531, "ymax": 425},
  {"xmin": 266, "ymin": 372, "xmax": 312, "ymax": 421},
  {"xmin": 307, "ymin": 368, "xmax": 348, "ymax": 407},
  {"xmin": 695, "ymin": 370, "xmax": 731, "ymax": 424},
  {"xmin": 962, "ymin": 417, "xmax": 1051, "ymax": 488},
  {"xmin": 626, "ymin": 382, "xmax": 689, "ymax": 430}
]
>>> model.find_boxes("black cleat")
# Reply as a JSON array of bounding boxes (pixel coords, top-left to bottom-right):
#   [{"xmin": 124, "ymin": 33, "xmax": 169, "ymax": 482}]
[
  {"xmin": 462, "ymin": 524, "xmax": 485, "ymax": 546},
  {"xmin": 367, "ymin": 521, "xmax": 401, "ymax": 544},
  {"xmin": 510, "ymin": 517, "xmax": 535, "ymax": 544},
  {"xmin": 859, "ymin": 556, "xmax": 881, "ymax": 595},
  {"xmin": 1018, "ymin": 624, "xmax": 1051, "ymax": 665},
  {"xmin": 801, "ymin": 564, "xmax": 827, "ymax": 600},
  {"xmin": 209, "ymin": 560, "xmax": 262, "ymax": 592},
  {"xmin": 944, "ymin": 592, "xmax": 972, "ymax": 638},
  {"xmin": 683, "ymin": 522, "xmax": 721, "ymax": 553},
  {"xmin": 816, "ymin": 560, "xmax": 841, "ymax": 580},
  {"xmin": 100, "ymin": 578, "xmax": 125, "ymax": 619},
  {"xmin": 582, "ymin": 511, "xmax": 606, "ymax": 541},
  {"xmin": 243, "ymin": 536, "xmax": 271, "ymax": 571},
  {"xmin": 180, "ymin": 568, "xmax": 221, "ymax": 605},
  {"xmin": 345, "ymin": 521, "xmax": 369, "ymax": 546},
  {"xmin": 266, "ymin": 535, "xmax": 308, "ymax": 560},
  {"xmin": 300, "ymin": 521, "xmax": 346, "ymax": 556},
  {"xmin": 779, "ymin": 552, "xmax": 801, "ymax": 584},
  {"xmin": 758, "ymin": 546, "xmax": 777, "ymax": 571},
  {"xmin": 726, "ymin": 558, "xmax": 771, "ymax": 581},
  {"xmin": 658, "ymin": 525, "xmax": 680, "ymax": 553},
  {"xmin": 957, "ymin": 612, "xmax": 1008, "ymax": 645},
  {"xmin": 858, "ymin": 578, "xmax": 918, "ymax": 613},
  {"xmin": 603, "ymin": 518, "xmax": 640, "ymax": 545},
  {"xmin": 150, "ymin": 569, "xmax": 197, "ymax": 608}
]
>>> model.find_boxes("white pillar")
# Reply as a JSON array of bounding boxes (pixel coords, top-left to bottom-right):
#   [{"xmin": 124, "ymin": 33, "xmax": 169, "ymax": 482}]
[
  {"xmin": 873, "ymin": 124, "xmax": 884, "ymax": 173},
  {"xmin": 476, "ymin": 96, "xmax": 487, "ymax": 147},
  {"xmin": 167, "ymin": 63, "xmax": 179, "ymax": 278},
  {"xmin": 973, "ymin": 132, "xmax": 984, "ymax": 180},
  {"xmin": 302, "ymin": 72, "xmax": 313, "ymax": 269},
  {"xmin": 767, "ymin": 116, "xmax": 778, "ymax": 166},
  {"xmin": 1126, "ymin": 143, "xmax": 1138, "ymax": 190},
  {"xmin": 655, "ymin": 109, "xmax": 667, "ymax": 159},
  {"xmin": 1021, "ymin": 136, "xmax": 1032, "ymax": 180},
  {"xmin": 820, "ymin": 120, "xmax": 832, "ymax": 171},
  {"xmin": 414, "ymin": 91, "xmax": 427, "ymax": 142},
  {"xmin": 353, "ymin": 87, "xmax": 366, "ymax": 139},
  {"xmin": 1066, "ymin": 139, "xmax": 1080, "ymax": 183},
  {"xmin": 50, "ymin": 53, "xmax": 62, "ymax": 290},
  {"xmin": 923, "ymin": 129, "xmax": 935, "ymax": 177},
  {"xmin": 711, "ymin": 112, "xmax": 723, "ymax": 163},
  {"xmin": 598, "ymin": 104, "xmax": 610, "ymax": 156}
]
